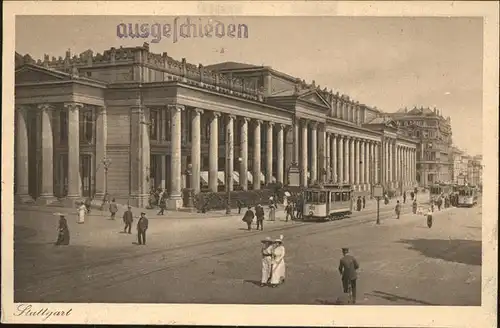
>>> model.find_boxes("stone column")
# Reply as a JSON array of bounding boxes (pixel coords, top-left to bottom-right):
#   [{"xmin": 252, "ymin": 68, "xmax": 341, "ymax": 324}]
[
  {"xmin": 277, "ymin": 124, "xmax": 284, "ymax": 184},
  {"xmin": 354, "ymin": 138, "xmax": 359, "ymax": 187},
  {"xmin": 364, "ymin": 141, "xmax": 369, "ymax": 189},
  {"xmin": 284, "ymin": 126, "xmax": 293, "ymax": 173},
  {"xmin": 325, "ymin": 133, "xmax": 331, "ymax": 182},
  {"xmin": 319, "ymin": 126, "xmax": 326, "ymax": 183},
  {"xmin": 385, "ymin": 140, "xmax": 389, "ymax": 184},
  {"xmin": 37, "ymin": 104, "xmax": 55, "ymax": 203},
  {"xmin": 253, "ymin": 120, "xmax": 262, "ymax": 190},
  {"xmin": 310, "ymin": 122, "xmax": 318, "ymax": 183},
  {"xmin": 239, "ymin": 117, "xmax": 249, "ymax": 190},
  {"xmin": 344, "ymin": 137, "xmax": 350, "ymax": 183},
  {"xmin": 191, "ymin": 108, "xmax": 203, "ymax": 194},
  {"xmin": 332, "ymin": 134, "xmax": 338, "ymax": 183},
  {"xmin": 161, "ymin": 155, "xmax": 166, "ymax": 190},
  {"xmin": 349, "ymin": 137, "xmax": 355, "ymax": 185},
  {"xmin": 226, "ymin": 115, "xmax": 235, "ymax": 191},
  {"xmin": 65, "ymin": 102, "xmax": 83, "ymax": 199},
  {"xmin": 374, "ymin": 142, "xmax": 379, "ymax": 184},
  {"xmin": 167, "ymin": 105, "xmax": 183, "ymax": 210},
  {"xmin": 301, "ymin": 119, "xmax": 308, "ymax": 186},
  {"xmin": 15, "ymin": 106, "xmax": 32, "ymax": 202},
  {"xmin": 338, "ymin": 135, "xmax": 343, "ymax": 183},
  {"xmin": 265, "ymin": 121, "xmax": 274, "ymax": 184},
  {"xmin": 129, "ymin": 105, "xmax": 151, "ymax": 207},
  {"xmin": 293, "ymin": 119, "xmax": 300, "ymax": 165},
  {"xmin": 208, "ymin": 111, "xmax": 220, "ymax": 192},
  {"xmin": 94, "ymin": 106, "xmax": 107, "ymax": 199},
  {"xmin": 360, "ymin": 139, "xmax": 365, "ymax": 189}
]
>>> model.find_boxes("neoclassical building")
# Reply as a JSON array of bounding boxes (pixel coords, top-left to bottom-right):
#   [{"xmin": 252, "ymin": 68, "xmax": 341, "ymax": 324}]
[{"xmin": 14, "ymin": 43, "xmax": 418, "ymax": 208}]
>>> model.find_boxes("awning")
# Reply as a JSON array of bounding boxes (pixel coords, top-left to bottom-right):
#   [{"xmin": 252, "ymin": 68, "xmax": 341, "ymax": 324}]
[
  {"xmin": 232, "ymin": 171, "xmax": 240, "ymax": 184},
  {"xmin": 247, "ymin": 172, "xmax": 254, "ymax": 183},
  {"xmin": 200, "ymin": 171, "xmax": 209, "ymax": 186},
  {"xmin": 217, "ymin": 171, "xmax": 225, "ymax": 185}
]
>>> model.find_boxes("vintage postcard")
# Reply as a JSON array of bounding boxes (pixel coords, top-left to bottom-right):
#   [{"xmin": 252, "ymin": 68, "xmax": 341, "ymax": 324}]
[{"xmin": 2, "ymin": 1, "xmax": 498, "ymax": 326}]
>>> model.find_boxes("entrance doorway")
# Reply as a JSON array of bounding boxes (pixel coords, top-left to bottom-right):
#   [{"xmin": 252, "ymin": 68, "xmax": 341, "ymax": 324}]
[{"xmin": 80, "ymin": 154, "xmax": 93, "ymax": 197}]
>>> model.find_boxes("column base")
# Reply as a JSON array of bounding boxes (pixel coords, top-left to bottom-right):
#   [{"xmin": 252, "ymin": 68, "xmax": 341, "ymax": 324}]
[
  {"xmin": 63, "ymin": 195, "xmax": 82, "ymax": 208},
  {"xmin": 35, "ymin": 194, "xmax": 56, "ymax": 205},
  {"xmin": 15, "ymin": 194, "xmax": 35, "ymax": 204},
  {"xmin": 167, "ymin": 197, "xmax": 182, "ymax": 211},
  {"xmin": 129, "ymin": 194, "xmax": 149, "ymax": 208}
]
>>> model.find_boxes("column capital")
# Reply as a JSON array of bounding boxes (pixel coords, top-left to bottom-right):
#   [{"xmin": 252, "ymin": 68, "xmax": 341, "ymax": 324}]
[
  {"xmin": 278, "ymin": 123, "xmax": 287, "ymax": 130},
  {"xmin": 227, "ymin": 114, "xmax": 236, "ymax": 121},
  {"xmin": 254, "ymin": 119, "xmax": 263, "ymax": 126},
  {"xmin": 300, "ymin": 118, "xmax": 309, "ymax": 125},
  {"xmin": 193, "ymin": 108, "xmax": 204, "ymax": 115},
  {"xmin": 16, "ymin": 105, "xmax": 31, "ymax": 114},
  {"xmin": 310, "ymin": 121, "xmax": 318, "ymax": 129},
  {"xmin": 241, "ymin": 116, "xmax": 250, "ymax": 123},
  {"xmin": 168, "ymin": 104, "xmax": 185, "ymax": 112},
  {"xmin": 267, "ymin": 121, "xmax": 275, "ymax": 127},
  {"xmin": 64, "ymin": 102, "xmax": 84, "ymax": 112},
  {"xmin": 209, "ymin": 111, "xmax": 221, "ymax": 119},
  {"xmin": 37, "ymin": 103, "xmax": 54, "ymax": 112}
]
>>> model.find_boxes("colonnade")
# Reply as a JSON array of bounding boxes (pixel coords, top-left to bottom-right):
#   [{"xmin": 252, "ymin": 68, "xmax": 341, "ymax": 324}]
[{"xmin": 15, "ymin": 102, "xmax": 106, "ymax": 204}]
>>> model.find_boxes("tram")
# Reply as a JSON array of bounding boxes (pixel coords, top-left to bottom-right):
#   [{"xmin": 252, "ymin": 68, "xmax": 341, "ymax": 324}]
[
  {"xmin": 429, "ymin": 183, "xmax": 453, "ymax": 202},
  {"xmin": 302, "ymin": 183, "xmax": 353, "ymax": 221},
  {"xmin": 457, "ymin": 186, "xmax": 478, "ymax": 207}
]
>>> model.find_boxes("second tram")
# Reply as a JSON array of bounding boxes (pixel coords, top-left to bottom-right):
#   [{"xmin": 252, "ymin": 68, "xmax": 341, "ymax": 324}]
[
  {"xmin": 303, "ymin": 183, "xmax": 353, "ymax": 221},
  {"xmin": 457, "ymin": 186, "xmax": 478, "ymax": 207}
]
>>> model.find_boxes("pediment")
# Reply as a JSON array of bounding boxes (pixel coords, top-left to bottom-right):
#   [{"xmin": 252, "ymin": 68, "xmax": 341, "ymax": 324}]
[
  {"xmin": 15, "ymin": 65, "xmax": 69, "ymax": 84},
  {"xmin": 385, "ymin": 120, "xmax": 398, "ymax": 129},
  {"xmin": 298, "ymin": 90, "xmax": 330, "ymax": 108}
]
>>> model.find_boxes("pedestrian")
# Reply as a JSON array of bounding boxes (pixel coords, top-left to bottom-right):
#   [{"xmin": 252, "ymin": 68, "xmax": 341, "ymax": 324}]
[
  {"xmin": 362, "ymin": 196, "xmax": 366, "ymax": 209},
  {"xmin": 84, "ymin": 197, "xmax": 92, "ymax": 214},
  {"xmin": 285, "ymin": 202, "xmax": 294, "ymax": 222},
  {"xmin": 268, "ymin": 201, "xmax": 276, "ymax": 221},
  {"xmin": 295, "ymin": 198, "xmax": 303, "ymax": 220},
  {"xmin": 260, "ymin": 237, "xmax": 274, "ymax": 287},
  {"xmin": 77, "ymin": 201, "xmax": 86, "ymax": 224},
  {"xmin": 123, "ymin": 205, "xmax": 134, "ymax": 234},
  {"xmin": 356, "ymin": 196, "xmax": 362, "ymax": 211},
  {"xmin": 437, "ymin": 197, "xmax": 442, "ymax": 211},
  {"xmin": 157, "ymin": 194, "xmax": 166, "ymax": 215},
  {"xmin": 55, "ymin": 215, "xmax": 70, "ymax": 246},
  {"xmin": 255, "ymin": 204, "xmax": 265, "ymax": 231},
  {"xmin": 384, "ymin": 193, "xmax": 389, "ymax": 205},
  {"xmin": 410, "ymin": 191, "xmax": 415, "ymax": 200},
  {"xmin": 403, "ymin": 191, "xmax": 406, "ymax": 204},
  {"xmin": 412, "ymin": 199, "xmax": 418, "ymax": 214},
  {"xmin": 395, "ymin": 200, "xmax": 401, "ymax": 219},
  {"xmin": 270, "ymin": 235, "xmax": 286, "ymax": 288},
  {"xmin": 426, "ymin": 208, "xmax": 433, "ymax": 228},
  {"xmin": 338, "ymin": 247, "xmax": 359, "ymax": 304},
  {"xmin": 242, "ymin": 206, "xmax": 255, "ymax": 231},
  {"xmin": 237, "ymin": 200, "xmax": 244, "ymax": 214},
  {"xmin": 431, "ymin": 200, "xmax": 435, "ymax": 213},
  {"xmin": 137, "ymin": 212, "xmax": 149, "ymax": 245},
  {"xmin": 109, "ymin": 198, "xmax": 118, "ymax": 220}
]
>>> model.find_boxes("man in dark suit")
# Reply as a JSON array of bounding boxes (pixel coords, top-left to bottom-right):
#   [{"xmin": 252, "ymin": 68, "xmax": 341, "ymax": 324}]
[
  {"xmin": 338, "ymin": 247, "xmax": 360, "ymax": 304},
  {"xmin": 122, "ymin": 206, "xmax": 134, "ymax": 234},
  {"xmin": 137, "ymin": 212, "xmax": 149, "ymax": 245}
]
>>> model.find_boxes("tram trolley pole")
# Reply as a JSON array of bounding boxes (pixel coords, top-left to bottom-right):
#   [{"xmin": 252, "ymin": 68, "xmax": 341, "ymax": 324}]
[{"xmin": 373, "ymin": 184, "xmax": 383, "ymax": 225}]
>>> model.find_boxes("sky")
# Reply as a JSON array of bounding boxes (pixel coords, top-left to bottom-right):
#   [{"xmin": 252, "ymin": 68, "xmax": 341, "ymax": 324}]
[{"xmin": 16, "ymin": 16, "xmax": 483, "ymax": 155}]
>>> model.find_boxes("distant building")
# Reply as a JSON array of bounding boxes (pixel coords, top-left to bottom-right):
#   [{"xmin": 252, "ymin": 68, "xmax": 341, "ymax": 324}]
[
  {"xmin": 386, "ymin": 106, "xmax": 454, "ymax": 187},
  {"xmin": 468, "ymin": 155, "xmax": 483, "ymax": 187},
  {"xmin": 451, "ymin": 146, "xmax": 473, "ymax": 185}
]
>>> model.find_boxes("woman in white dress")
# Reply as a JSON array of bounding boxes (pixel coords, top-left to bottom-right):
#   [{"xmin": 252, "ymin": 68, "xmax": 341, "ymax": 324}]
[
  {"xmin": 270, "ymin": 235, "xmax": 286, "ymax": 287},
  {"xmin": 77, "ymin": 201, "xmax": 86, "ymax": 224}
]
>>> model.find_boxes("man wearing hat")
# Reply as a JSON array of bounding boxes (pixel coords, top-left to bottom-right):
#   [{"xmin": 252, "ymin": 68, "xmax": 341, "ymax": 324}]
[
  {"xmin": 137, "ymin": 212, "xmax": 149, "ymax": 245},
  {"xmin": 260, "ymin": 237, "xmax": 274, "ymax": 287},
  {"xmin": 122, "ymin": 206, "xmax": 134, "ymax": 234},
  {"xmin": 270, "ymin": 235, "xmax": 286, "ymax": 287},
  {"xmin": 338, "ymin": 247, "xmax": 359, "ymax": 304}
]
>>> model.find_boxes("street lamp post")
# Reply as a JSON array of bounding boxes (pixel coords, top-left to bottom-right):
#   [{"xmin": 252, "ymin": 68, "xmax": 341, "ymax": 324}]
[{"xmin": 100, "ymin": 157, "xmax": 112, "ymax": 210}]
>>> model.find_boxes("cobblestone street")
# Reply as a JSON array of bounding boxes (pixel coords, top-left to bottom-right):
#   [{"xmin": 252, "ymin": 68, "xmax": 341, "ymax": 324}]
[{"xmin": 14, "ymin": 199, "xmax": 481, "ymax": 305}]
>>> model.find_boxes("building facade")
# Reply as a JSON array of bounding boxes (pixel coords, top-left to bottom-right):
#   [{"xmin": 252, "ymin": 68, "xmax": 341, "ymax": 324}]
[
  {"xmin": 14, "ymin": 43, "xmax": 418, "ymax": 208},
  {"xmin": 468, "ymin": 155, "xmax": 483, "ymax": 187},
  {"xmin": 387, "ymin": 107, "xmax": 454, "ymax": 187}
]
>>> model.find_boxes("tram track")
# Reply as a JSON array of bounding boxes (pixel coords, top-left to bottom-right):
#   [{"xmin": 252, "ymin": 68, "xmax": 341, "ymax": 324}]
[{"xmin": 18, "ymin": 207, "xmax": 412, "ymax": 301}]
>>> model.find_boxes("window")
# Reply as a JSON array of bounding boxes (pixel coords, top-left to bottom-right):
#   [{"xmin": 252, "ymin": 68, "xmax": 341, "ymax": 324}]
[
  {"xmin": 319, "ymin": 192, "xmax": 326, "ymax": 203},
  {"xmin": 79, "ymin": 109, "xmax": 94, "ymax": 144},
  {"xmin": 149, "ymin": 109, "xmax": 159, "ymax": 140},
  {"xmin": 164, "ymin": 109, "xmax": 171, "ymax": 141},
  {"xmin": 59, "ymin": 110, "xmax": 68, "ymax": 143},
  {"xmin": 334, "ymin": 192, "xmax": 341, "ymax": 202},
  {"xmin": 342, "ymin": 192, "xmax": 350, "ymax": 201}
]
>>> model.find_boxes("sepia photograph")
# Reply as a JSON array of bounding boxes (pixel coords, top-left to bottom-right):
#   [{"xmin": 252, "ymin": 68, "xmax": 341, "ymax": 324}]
[{"xmin": 2, "ymin": 1, "xmax": 498, "ymax": 326}]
